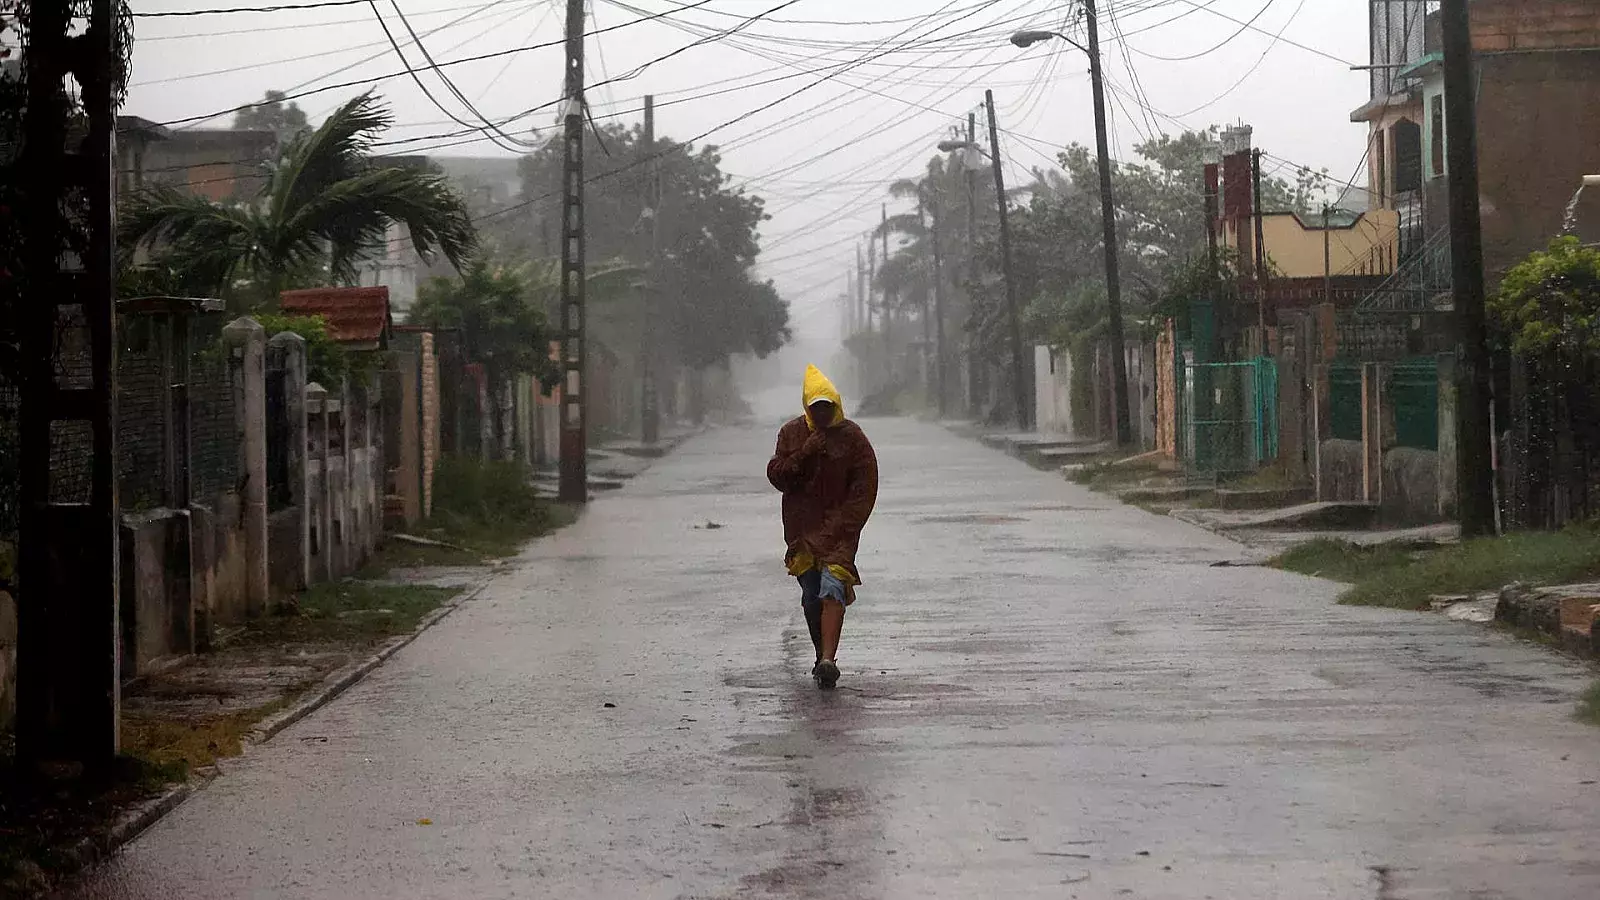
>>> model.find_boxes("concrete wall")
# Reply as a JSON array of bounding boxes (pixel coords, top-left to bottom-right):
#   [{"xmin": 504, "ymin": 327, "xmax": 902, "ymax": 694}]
[
  {"xmin": 1033, "ymin": 345, "xmax": 1074, "ymax": 438},
  {"xmin": 193, "ymin": 493, "xmax": 248, "ymax": 632},
  {"xmin": 307, "ymin": 381, "xmax": 384, "ymax": 584},
  {"xmin": 1383, "ymin": 447, "xmax": 1444, "ymax": 524},
  {"xmin": 1318, "ymin": 438, "xmax": 1366, "ymax": 503},
  {"xmin": 119, "ymin": 510, "xmax": 194, "ymax": 676}
]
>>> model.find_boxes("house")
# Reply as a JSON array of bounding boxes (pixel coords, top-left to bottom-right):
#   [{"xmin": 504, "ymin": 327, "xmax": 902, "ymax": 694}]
[
  {"xmin": 142, "ymin": 128, "xmax": 277, "ymax": 202},
  {"xmin": 1355, "ymin": 0, "xmax": 1600, "ymax": 297},
  {"xmin": 115, "ymin": 116, "xmax": 172, "ymax": 195}
]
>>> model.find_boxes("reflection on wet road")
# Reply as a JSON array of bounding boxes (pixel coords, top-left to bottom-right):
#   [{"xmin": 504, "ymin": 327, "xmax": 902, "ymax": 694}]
[{"xmin": 59, "ymin": 420, "xmax": 1600, "ymax": 898}]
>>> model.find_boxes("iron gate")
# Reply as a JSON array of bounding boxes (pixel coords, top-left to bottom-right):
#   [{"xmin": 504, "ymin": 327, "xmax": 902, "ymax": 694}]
[{"xmin": 1180, "ymin": 355, "xmax": 1278, "ymax": 475}]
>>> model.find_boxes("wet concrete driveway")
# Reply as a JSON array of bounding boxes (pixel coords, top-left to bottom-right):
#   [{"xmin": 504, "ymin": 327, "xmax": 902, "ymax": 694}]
[{"xmin": 61, "ymin": 420, "xmax": 1600, "ymax": 898}]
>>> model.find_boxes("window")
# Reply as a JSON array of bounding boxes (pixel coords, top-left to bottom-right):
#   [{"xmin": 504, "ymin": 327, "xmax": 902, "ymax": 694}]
[
  {"xmin": 1393, "ymin": 118, "xmax": 1422, "ymax": 193},
  {"xmin": 1430, "ymin": 96, "xmax": 1445, "ymax": 178}
]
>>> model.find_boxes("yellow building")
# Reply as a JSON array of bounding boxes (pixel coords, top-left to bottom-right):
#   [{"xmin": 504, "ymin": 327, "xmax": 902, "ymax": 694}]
[{"xmin": 1222, "ymin": 206, "xmax": 1400, "ymax": 280}]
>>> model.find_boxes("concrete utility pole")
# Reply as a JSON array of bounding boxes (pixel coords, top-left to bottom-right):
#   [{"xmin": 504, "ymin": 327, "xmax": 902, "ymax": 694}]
[
  {"xmin": 1253, "ymin": 148, "xmax": 1268, "ymax": 343},
  {"xmin": 928, "ymin": 167, "xmax": 949, "ymax": 418},
  {"xmin": 966, "ymin": 112, "xmax": 980, "ymax": 416},
  {"xmin": 856, "ymin": 243, "xmax": 866, "ymax": 336},
  {"xmin": 640, "ymin": 94, "xmax": 660, "ymax": 446},
  {"xmin": 1441, "ymin": 0, "xmax": 1496, "ymax": 537},
  {"xmin": 558, "ymin": 0, "xmax": 588, "ymax": 502},
  {"xmin": 881, "ymin": 203, "xmax": 894, "ymax": 384},
  {"xmin": 17, "ymin": 0, "xmax": 122, "ymax": 770},
  {"xmin": 985, "ymin": 90, "xmax": 1031, "ymax": 432}
]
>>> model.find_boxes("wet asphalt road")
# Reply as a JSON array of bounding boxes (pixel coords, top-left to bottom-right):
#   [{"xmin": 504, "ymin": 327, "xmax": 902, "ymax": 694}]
[{"xmin": 61, "ymin": 419, "xmax": 1600, "ymax": 899}]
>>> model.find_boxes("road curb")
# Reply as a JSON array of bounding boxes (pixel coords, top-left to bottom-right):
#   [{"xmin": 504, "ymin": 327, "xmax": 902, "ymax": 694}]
[{"xmin": 45, "ymin": 578, "xmax": 493, "ymax": 895}]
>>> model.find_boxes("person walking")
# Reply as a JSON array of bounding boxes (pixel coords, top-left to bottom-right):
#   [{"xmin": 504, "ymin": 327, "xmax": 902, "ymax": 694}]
[{"xmin": 766, "ymin": 365, "xmax": 879, "ymax": 689}]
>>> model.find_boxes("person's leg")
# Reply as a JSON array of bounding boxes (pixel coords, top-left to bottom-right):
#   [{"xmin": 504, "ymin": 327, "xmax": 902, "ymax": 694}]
[
  {"xmin": 798, "ymin": 570, "xmax": 823, "ymax": 663},
  {"xmin": 819, "ymin": 598, "xmax": 845, "ymax": 663}
]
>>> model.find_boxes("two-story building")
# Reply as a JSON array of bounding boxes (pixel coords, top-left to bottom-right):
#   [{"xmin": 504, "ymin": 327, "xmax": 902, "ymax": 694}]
[{"xmin": 1354, "ymin": 0, "xmax": 1600, "ymax": 302}]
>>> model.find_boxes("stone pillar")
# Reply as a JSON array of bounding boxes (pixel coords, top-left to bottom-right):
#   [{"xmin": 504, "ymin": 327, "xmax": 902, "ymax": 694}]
[
  {"xmin": 1361, "ymin": 361, "xmax": 1385, "ymax": 505},
  {"xmin": 223, "ymin": 317, "xmax": 268, "ymax": 617},
  {"xmin": 305, "ymin": 382, "xmax": 333, "ymax": 584},
  {"xmin": 267, "ymin": 331, "xmax": 309, "ymax": 593},
  {"xmin": 339, "ymin": 377, "xmax": 356, "ymax": 575}
]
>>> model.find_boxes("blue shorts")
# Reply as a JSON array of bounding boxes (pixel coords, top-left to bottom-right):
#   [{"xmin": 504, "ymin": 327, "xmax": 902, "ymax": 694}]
[{"xmin": 798, "ymin": 568, "xmax": 849, "ymax": 616}]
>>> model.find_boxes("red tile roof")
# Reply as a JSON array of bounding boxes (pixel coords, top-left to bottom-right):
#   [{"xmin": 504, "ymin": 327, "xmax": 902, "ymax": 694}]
[{"xmin": 279, "ymin": 286, "xmax": 391, "ymax": 345}]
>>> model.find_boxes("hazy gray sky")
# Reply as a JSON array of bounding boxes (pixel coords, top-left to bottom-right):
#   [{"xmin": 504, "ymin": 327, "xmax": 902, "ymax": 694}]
[{"xmin": 129, "ymin": 1, "xmax": 1372, "ymax": 345}]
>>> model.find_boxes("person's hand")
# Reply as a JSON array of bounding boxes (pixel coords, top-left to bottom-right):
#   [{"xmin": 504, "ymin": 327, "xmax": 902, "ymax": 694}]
[{"xmin": 801, "ymin": 430, "xmax": 827, "ymax": 457}]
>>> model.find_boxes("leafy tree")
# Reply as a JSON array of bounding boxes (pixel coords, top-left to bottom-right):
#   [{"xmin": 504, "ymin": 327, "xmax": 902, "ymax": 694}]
[
  {"xmin": 513, "ymin": 122, "xmax": 789, "ymax": 377},
  {"xmin": 408, "ymin": 256, "xmax": 637, "ymax": 449},
  {"xmin": 938, "ymin": 126, "xmax": 1328, "ymax": 364},
  {"xmin": 1489, "ymin": 236, "xmax": 1600, "ymax": 355},
  {"xmin": 119, "ymin": 93, "xmax": 476, "ymax": 309},
  {"xmin": 232, "ymin": 89, "xmax": 311, "ymax": 148}
]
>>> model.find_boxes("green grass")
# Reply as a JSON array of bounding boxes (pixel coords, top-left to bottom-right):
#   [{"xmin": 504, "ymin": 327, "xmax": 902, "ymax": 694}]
[
  {"xmin": 1270, "ymin": 526, "xmax": 1600, "ymax": 610},
  {"xmin": 244, "ymin": 582, "xmax": 459, "ymax": 647},
  {"xmin": 1576, "ymin": 681, "xmax": 1600, "ymax": 728},
  {"xmin": 356, "ymin": 458, "xmax": 580, "ymax": 577}
]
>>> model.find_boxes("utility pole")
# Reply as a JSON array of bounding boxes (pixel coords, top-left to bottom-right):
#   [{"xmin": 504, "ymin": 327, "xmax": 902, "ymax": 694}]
[
  {"xmin": 1442, "ymin": 0, "xmax": 1495, "ymax": 537},
  {"xmin": 985, "ymin": 90, "xmax": 1031, "ymax": 432},
  {"xmin": 929, "ymin": 170, "xmax": 949, "ymax": 418},
  {"xmin": 1252, "ymin": 148, "xmax": 1268, "ymax": 345},
  {"xmin": 966, "ymin": 112, "xmax": 980, "ymax": 417},
  {"xmin": 557, "ymin": 0, "xmax": 588, "ymax": 502},
  {"xmin": 856, "ymin": 243, "xmax": 866, "ymax": 336},
  {"xmin": 639, "ymin": 94, "xmax": 660, "ymax": 445},
  {"xmin": 881, "ymin": 203, "xmax": 894, "ymax": 385},
  {"xmin": 17, "ymin": 0, "xmax": 122, "ymax": 770},
  {"xmin": 1323, "ymin": 204, "xmax": 1332, "ymax": 308},
  {"xmin": 1083, "ymin": 0, "xmax": 1131, "ymax": 446}
]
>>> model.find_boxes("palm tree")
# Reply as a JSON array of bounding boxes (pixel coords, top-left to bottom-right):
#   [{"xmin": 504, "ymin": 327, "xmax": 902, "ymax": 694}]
[{"xmin": 120, "ymin": 93, "xmax": 476, "ymax": 306}]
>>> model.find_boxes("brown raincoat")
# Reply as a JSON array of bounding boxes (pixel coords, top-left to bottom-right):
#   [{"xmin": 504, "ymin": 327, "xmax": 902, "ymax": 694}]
[{"xmin": 765, "ymin": 366, "xmax": 879, "ymax": 586}]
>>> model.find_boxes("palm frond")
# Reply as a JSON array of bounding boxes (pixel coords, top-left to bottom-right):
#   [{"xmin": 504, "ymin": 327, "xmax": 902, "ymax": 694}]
[
  {"xmin": 270, "ymin": 92, "xmax": 393, "ymax": 226},
  {"xmin": 118, "ymin": 186, "xmax": 266, "ymax": 292},
  {"xmin": 289, "ymin": 166, "xmax": 476, "ymax": 279}
]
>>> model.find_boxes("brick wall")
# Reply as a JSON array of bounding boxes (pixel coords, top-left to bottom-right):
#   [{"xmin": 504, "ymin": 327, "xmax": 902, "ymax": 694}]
[
  {"xmin": 420, "ymin": 332, "xmax": 437, "ymax": 519},
  {"xmin": 1473, "ymin": 1, "xmax": 1600, "ymax": 52}
]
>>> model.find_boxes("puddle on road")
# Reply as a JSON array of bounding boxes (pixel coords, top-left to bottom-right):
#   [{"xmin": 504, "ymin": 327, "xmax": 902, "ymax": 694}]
[{"xmin": 915, "ymin": 513, "xmax": 1027, "ymax": 525}]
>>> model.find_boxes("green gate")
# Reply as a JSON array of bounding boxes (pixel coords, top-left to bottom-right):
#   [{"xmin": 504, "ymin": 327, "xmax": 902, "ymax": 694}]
[{"xmin": 1179, "ymin": 355, "xmax": 1279, "ymax": 475}]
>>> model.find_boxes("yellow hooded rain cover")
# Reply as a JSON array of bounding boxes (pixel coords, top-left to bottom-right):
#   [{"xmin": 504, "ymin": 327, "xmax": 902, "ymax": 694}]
[{"xmin": 802, "ymin": 364, "xmax": 844, "ymax": 431}]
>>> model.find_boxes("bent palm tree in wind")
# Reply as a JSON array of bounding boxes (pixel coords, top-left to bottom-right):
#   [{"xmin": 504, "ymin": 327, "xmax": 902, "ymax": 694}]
[{"xmin": 120, "ymin": 93, "xmax": 476, "ymax": 307}]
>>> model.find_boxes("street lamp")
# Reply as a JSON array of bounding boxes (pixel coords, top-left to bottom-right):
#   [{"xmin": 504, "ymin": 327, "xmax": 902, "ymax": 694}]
[
  {"xmin": 1011, "ymin": 4, "xmax": 1133, "ymax": 448},
  {"xmin": 937, "ymin": 122, "xmax": 1029, "ymax": 433}
]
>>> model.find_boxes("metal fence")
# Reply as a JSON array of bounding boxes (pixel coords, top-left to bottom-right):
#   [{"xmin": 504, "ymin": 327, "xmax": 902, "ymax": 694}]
[
  {"xmin": 1180, "ymin": 355, "xmax": 1279, "ymax": 475},
  {"xmin": 117, "ymin": 318, "xmax": 169, "ymax": 512},
  {"xmin": 189, "ymin": 323, "xmax": 239, "ymax": 506}
]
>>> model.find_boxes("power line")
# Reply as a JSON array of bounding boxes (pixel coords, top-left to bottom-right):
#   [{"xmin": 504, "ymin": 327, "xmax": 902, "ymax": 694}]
[
  {"xmin": 1130, "ymin": 0, "xmax": 1279, "ymax": 63},
  {"xmin": 135, "ymin": 0, "xmax": 518, "ymax": 41},
  {"xmin": 151, "ymin": 0, "xmax": 718, "ymax": 128},
  {"xmin": 134, "ymin": 0, "xmax": 367, "ymax": 15},
  {"xmin": 372, "ymin": 0, "xmax": 538, "ymax": 150}
]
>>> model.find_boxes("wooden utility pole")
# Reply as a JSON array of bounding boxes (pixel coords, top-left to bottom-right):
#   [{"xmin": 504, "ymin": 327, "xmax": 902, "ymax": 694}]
[
  {"xmin": 985, "ymin": 90, "xmax": 1031, "ymax": 432},
  {"xmin": 1441, "ymin": 0, "xmax": 1496, "ymax": 537},
  {"xmin": 17, "ymin": 0, "xmax": 122, "ymax": 770},
  {"xmin": 558, "ymin": 0, "xmax": 588, "ymax": 502},
  {"xmin": 640, "ymin": 94, "xmax": 660, "ymax": 445},
  {"xmin": 1083, "ymin": 0, "xmax": 1130, "ymax": 446}
]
